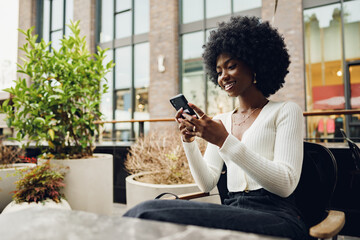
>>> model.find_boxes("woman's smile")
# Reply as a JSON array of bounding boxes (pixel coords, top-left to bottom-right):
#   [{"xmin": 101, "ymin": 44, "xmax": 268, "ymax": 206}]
[
  {"xmin": 216, "ymin": 53, "xmax": 254, "ymax": 97},
  {"xmin": 224, "ymin": 81, "xmax": 236, "ymax": 91}
]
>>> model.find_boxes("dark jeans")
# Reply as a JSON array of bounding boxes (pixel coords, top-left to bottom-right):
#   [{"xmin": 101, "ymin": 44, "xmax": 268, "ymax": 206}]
[{"xmin": 123, "ymin": 189, "xmax": 309, "ymax": 240}]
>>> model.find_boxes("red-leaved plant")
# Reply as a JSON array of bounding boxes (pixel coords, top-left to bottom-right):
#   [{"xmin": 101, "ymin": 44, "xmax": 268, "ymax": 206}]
[{"xmin": 12, "ymin": 161, "xmax": 67, "ymax": 203}]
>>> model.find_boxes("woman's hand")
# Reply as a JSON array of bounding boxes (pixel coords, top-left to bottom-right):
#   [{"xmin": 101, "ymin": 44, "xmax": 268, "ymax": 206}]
[
  {"xmin": 175, "ymin": 107, "xmax": 196, "ymax": 142},
  {"xmin": 177, "ymin": 103, "xmax": 229, "ymax": 147}
]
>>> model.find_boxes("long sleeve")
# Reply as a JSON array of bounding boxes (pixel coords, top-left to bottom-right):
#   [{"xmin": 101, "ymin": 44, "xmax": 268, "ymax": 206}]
[
  {"xmin": 182, "ymin": 139, "xmax": 224, "ymax": 192},
  {"xmin": 182, "ymin": 101, "xmax": 304, "ymax": 198}
]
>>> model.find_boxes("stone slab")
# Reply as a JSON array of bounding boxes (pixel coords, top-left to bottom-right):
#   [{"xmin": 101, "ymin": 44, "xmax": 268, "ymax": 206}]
[{"xmin": 0, "ymin": 208, "xmax": 288, "ymax": 240}]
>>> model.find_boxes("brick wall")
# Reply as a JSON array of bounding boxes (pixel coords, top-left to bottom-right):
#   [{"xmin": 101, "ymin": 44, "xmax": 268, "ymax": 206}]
[
  {"xmin": 262, "ymin": 0, "xmax": 306, "ymax": 110},
  {"xmin": 73, "ymin": 0, "xmax": 96, "ymax": 54},
  {"xmin": 17, "ymin": 0, "xmax": 37, "ymax": 82},
  {"xmin": 148, "ymin": 0, "xmax": 180, "ymax": 131}
]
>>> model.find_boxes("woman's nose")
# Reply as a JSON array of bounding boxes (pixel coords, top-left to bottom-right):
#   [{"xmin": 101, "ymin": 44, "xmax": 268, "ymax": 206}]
[{"xmin": 219, "ymin": 71, "xmax": 230, "ymax": 82}]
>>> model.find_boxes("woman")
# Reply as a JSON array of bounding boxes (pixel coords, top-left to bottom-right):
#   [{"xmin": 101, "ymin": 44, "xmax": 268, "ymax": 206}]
[{"xmin": 124, "ymin": 16, "xmax": 308, "ymax": 240}]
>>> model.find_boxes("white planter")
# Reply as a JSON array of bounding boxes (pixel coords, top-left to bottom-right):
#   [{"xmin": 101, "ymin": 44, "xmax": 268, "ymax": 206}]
[
  {"xmin": 2, "ymin": 198, "xmax": 71, "ymax": 214},
  {"xmin": 40, "ymin": 154, "xmax": 113, "ymax": 215},
  {"xmin": 126, "ymin": 172, "xmax": 220, "ymax": 209},
  {"xmin": 0, "ymin": 163, "xmax": 36, "ymax": 213}
]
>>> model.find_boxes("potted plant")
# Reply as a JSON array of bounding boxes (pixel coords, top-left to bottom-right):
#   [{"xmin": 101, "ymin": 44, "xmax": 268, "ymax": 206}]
[
  {"xmin": 124, "ymin": 131, "xmax": 219, "ymax": 208},
  {"xmin": 2, "ymin": 160, "xmax": 71, "ymax": 214},
  {"xmin": 0, "ymin": 138, "xmax": 36, "ymax": 212},
  {"xmin": 1, "ymin": 21, "xmax": 115, "ymax": 215}
]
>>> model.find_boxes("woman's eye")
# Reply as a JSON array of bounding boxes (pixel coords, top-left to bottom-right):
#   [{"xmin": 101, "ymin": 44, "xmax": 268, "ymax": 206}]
[{"xmin": 229, "ymin": 64, "xmax": 236, "ymax": 69}]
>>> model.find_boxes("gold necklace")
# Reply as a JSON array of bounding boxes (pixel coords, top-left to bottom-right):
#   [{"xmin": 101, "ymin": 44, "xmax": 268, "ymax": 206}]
[
  {"xmin": 232, "ymin": 100, "xmax": 269, "ymax": 126},
  {"xmin": 232, "ymin": 107, "xmax": 259, "ymax": 126}
]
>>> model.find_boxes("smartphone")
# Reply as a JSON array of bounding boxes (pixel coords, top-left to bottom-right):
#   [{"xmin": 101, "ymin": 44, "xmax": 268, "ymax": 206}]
[{"xmin": 169, "ymin": 94, "xmax": 198, "ymax": 118}]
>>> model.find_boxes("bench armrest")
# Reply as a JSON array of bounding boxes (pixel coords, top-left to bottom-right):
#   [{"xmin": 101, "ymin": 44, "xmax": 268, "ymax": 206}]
[{"xmin": 310, "ymin": 210, "xmax": 345, "ymax": 239}]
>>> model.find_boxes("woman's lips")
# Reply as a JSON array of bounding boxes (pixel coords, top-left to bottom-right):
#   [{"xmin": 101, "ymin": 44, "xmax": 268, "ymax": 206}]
[{"xmin": 224, "ymin": 82, "xmax": 235, "ymax": 91}]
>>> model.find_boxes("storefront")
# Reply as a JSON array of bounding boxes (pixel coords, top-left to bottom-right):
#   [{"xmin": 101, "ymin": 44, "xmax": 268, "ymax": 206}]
[{"xmin": 304, "ymin": 0, "xmax": 360, "ymax": 140}]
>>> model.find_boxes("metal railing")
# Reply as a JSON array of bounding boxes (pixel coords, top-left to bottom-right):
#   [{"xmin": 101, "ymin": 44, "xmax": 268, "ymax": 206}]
[{"xmin": 94, "ymin": 109, "xmax": 360, "ymax": 142}]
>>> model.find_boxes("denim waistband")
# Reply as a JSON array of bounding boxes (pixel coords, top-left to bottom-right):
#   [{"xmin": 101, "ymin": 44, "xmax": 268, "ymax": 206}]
[{"xmin": 228, "ymin": 188, "xmax": 274, "ymax": 198}]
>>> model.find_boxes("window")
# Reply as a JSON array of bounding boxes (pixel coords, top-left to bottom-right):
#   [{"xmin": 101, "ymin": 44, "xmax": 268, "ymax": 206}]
[
  {"xmin": 182, "ymin": 31, "xmax": 205, "ymax": 111},
  {"xmin": 303, "ymin": 0, "xmax": 360, "ymax": 140},
  {"xmin": 98, "ymin": 0, "xmax": 150, "ymax": 141},
  {"xmin": 180, "ymin": 0, "xmax": 261, "ymax": 115},
  {"xmin": 206, "ymin": 0, "xmax": 231, "ymax": 19},
  {"xmin": 42, "ymin": 0, "xmax": 73, "ymax": 50}
]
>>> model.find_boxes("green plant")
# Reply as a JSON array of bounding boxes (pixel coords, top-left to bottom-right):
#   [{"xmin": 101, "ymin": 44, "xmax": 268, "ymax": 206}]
[
  {"xmin": 125, "ymin": 131, "xmax": 207, "ymax": 184},
  {"xmin": 12, "ymin": 161, "xmax": 67, "ymax": 203},
  {"xmin": 1, "ymin": 21, "xmax": 114, "ymax": 159}
]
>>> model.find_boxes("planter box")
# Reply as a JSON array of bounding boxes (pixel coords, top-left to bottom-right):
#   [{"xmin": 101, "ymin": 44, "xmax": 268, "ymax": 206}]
[
  {"xmin": 0, "ymin": 163, "xmax": 36, "ymax": 213},
  {"xmin": 41, "ymin": 154, "xmax": 113, "ymax": 215},
  {"xmin": 2, "ymin": 199, "xmax": 71, "ymax": 214},
  {"xmin": 126, "ymin": 172, "xmax": 220, "ymax": 209}
]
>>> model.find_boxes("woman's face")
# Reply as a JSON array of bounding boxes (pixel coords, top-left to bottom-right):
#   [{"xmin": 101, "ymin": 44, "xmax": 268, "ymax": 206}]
[{"xmin": 216, "ymin": 53, "xmax": 254, "ymax": 98}]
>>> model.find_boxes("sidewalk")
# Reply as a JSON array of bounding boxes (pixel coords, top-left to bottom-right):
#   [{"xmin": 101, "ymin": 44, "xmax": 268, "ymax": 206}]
[{"xmin": 112, "ymin": 203, "xmax": 127, "ymax": 216}]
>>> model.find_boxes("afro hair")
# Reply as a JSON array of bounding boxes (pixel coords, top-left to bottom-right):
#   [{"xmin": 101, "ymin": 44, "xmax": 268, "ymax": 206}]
[{"xmin": 202, "ymin": 16, "xmax": 290, "ymax": 97}]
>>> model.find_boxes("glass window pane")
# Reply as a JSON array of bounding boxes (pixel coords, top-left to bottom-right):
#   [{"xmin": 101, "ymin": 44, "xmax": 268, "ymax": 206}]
[
  {"xmin": 349, "ymin": 64, "xmax": 360, "ymax": 136},
  {"xmin": 51, "ymin": 30, "xmax": 63, "ymax": 51},
  {"xmin": 65, "ymin": 0, "xmax": 74, "ymax": 36},
  {"xmin": 134, "ymin": 88, "xmax": 149, "ymax": 136},
  {"xmin": 207, "ymin": 78, "xmax": 234, "ymax": 116},
  {"xmin": 116, "ymin": 0, "xmax": 131, "ymax": 12},
  {"xmin": 182, "ymin": 31, "xmax": 205, "ymax": 110},
  {"xmin": 101, "ymin": 0, "xmax": 114, "ymax": 43},
  {"xmin": 206, "ymin": 28, "xmax": 216, "ymax": 43},
  {"xmin": 350, "ymin": 65, "xmax": 360, "ymax": 109},
  {"xmin": 43, "ymin": 0, "xmax": 50, "ymax": 43},
  {"xmin": 134, "ymin": 89, "xmax": 148, "ymax": 113},
  {"xmin": 206, "ymin": 0, "xmax": 230, "ymax": 19},
  {"xmin": 344, "ymin": 1, "xmax": 360, "ymax": 61},
  {"xmin": 182, "ymin": 31, "xmax": 204, "ymax": 60},
  {"xmin": 134, "ymin": 42, "xmax": 149, "ymax": 88},
  {"xmin": 115, "ymin": 46, "xmax": 132, "ymax": 89},
  {"xmin": 304, "ymin": 4, "xmax": 346, "ymax": 141},
  {"xmin": 134, "ymin": 42, "xmax": 149, "ymax": 136},
  {"xmin": 115, "ymin": 90, "xmax": 132, "ymax": 141},
  {"xmin": 101, "ymin": 50, "xmax": 114, "ymax": 122},
  {"xmin": 134, "ymin": 0, "xmax": 149, "ymax": 34},
  {"xmin": 100, "ymin": 50, "xmax": 114, "ymax": 140},
  {"xmin": 115, "ymin": 11, "xmax": 132, "ymax": 39},
  {"xmin": 233, "ymin": 0, "xmax": 261, "ymax": 12},
  {"xmin": 182, "ymin": 0, "xmax": 203, "ymax": 24},
  {"xmin": 52, "ymin": 0, "xmax": 64, "ymax": 30},
  {"xmin": 182, "ymin": 71, "xmax": 205, "ymax": 111},
  {"xmin": 304, "ymin": 4, "xmax": 343, "ymax": 111},
  {"xmin": 344, "ymin": 0, "xmax": 360, "ymax": 116}
]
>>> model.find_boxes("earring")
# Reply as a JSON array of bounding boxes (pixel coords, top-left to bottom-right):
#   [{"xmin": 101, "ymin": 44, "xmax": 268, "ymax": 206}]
[{"xmin": 253, "ymin": 73, "xmax": 257, "ymax": 84}]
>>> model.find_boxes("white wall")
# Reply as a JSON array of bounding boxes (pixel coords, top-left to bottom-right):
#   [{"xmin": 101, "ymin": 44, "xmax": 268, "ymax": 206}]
[{"xmin": 0, "ymin": 0, "xmax": 19, "ymax": 99}]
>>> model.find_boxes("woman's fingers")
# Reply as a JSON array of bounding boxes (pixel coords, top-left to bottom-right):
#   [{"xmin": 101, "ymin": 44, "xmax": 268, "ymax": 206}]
[
  {"xmin": 175, "ymin": 107, "xmax": 183, "ymax": 123},
  {"xmin": 182, "ymin": 112, "xmax": 196, "ymax": 123},
  {"xmin": 188, "ymin": 103, "xmax": 208, "ymax": 119}
]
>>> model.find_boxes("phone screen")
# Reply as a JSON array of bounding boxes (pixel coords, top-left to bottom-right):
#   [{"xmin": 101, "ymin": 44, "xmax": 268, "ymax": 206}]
[{"xmin": 170, "ymin": 94, "xmax": 198, "ymax": 118}]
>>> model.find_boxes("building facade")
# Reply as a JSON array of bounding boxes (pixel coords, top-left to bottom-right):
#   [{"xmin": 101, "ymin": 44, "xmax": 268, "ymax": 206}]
[{"xmin": 17, "ymin": 0, "xmax": 360, "ymax": 141}]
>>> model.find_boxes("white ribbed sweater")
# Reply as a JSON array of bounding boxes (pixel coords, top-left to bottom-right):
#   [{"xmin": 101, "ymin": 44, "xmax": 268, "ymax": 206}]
[{"xmin": 183, "ymin": 101, "xmax": 304, "ymax": 198}]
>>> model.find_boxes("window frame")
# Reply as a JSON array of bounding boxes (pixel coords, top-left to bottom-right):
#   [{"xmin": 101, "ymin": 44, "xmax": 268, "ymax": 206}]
[
  {"xmin": 179, "ymin": 0, "xmax": 261, "ymax": 114},
  {"xmin": 96, "ymin": 0, "xmax": 150, "ymax": 141}
]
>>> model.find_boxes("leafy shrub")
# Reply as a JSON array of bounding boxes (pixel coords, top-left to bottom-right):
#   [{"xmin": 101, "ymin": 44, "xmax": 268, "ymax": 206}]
[
  {"xmin": 0, "ymin": 138, "xmax": 25, "ymax": 167},
  {"xmin": 1, "ymin": 21, "xmax": 114, "ymax": 159},
  {"xmin": 125, "ymin": 131, "xmax": 207, "ymax": 184},
  {"xmin": 12, "ymin": 161, "xmax": 67, "ymax": 203}
]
